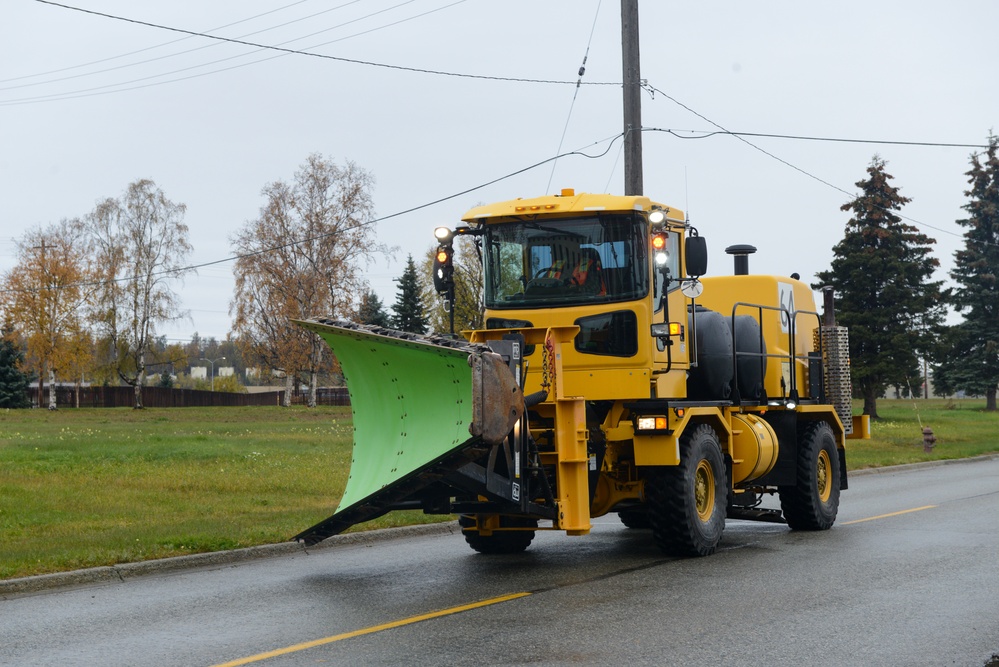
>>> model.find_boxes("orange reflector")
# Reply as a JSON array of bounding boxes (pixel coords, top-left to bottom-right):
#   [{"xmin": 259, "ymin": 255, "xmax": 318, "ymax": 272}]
[{"xmin": 675, "ymin": 408, "xmax": 685, "ymax": 418}]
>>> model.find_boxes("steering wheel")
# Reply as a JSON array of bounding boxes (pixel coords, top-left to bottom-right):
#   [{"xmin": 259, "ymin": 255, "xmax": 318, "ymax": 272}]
[{"xmin": 527, "ymin": 276, "xmax": 564, "ymax": 289}]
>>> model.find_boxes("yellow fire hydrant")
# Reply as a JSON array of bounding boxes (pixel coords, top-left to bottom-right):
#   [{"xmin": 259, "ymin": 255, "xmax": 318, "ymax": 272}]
[{"xmin": 922, "ymin": 426, "xmax": 936, "ymax": 453}]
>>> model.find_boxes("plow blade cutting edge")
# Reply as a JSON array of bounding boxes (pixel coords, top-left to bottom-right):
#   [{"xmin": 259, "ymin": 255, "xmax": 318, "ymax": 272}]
[{"xmin": 292, "ymin": 319, "xmax": 524, "ymax": 545}]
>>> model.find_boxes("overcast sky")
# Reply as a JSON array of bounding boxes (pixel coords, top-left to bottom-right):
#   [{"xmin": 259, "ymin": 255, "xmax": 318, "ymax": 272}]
[{"xmin": 2, "ymin": 1, "xmax": 996, "ymax": 343}]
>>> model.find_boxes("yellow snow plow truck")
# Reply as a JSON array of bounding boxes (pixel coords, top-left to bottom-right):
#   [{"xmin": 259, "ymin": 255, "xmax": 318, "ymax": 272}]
[{"xmin": 294, "ymin": 189, "xmax": 868, "ymax": 557}]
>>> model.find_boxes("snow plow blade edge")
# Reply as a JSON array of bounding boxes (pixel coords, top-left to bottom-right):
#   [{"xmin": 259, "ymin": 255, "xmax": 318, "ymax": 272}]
[{"xmin": 291, "ymin": 318, "xmax": 522, "ymax": 545}]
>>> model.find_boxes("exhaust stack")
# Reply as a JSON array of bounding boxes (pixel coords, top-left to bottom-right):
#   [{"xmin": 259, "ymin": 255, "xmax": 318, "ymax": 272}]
[{"xmin": 725, "ymin": 244, "xmax": 757, "ymax": 275}]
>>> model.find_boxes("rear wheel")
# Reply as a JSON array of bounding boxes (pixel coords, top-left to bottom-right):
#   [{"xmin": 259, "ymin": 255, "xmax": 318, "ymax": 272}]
[
  {"xmin": 778, "ymin": 421, "xmax": 841, "ymax": 530},
  {"xmin": 646, "ymin": 423, "xmax": 727, "ymax": 557},
  {"xmin": 458, "ymin": 514, "xmax": 538, "ymax": 554}
]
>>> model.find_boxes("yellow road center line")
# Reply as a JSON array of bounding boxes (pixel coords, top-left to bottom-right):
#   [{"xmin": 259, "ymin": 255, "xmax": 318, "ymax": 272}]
[
  {"xmin": 210, "ymin": 591, "xmax": 532, "ymax": 667},
  {"xmin": 842, "ymin": 505, "xmax": 937, "ymax": 525}
]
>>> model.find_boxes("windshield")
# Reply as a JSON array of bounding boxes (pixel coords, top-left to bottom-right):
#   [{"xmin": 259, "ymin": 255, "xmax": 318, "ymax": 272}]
[{"xmin": 484, "ymin": 214, "xmax": 649, "ymax": 308}]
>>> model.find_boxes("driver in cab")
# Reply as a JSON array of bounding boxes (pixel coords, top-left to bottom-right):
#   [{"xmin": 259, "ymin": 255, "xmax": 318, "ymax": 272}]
[{"xmin": 537, "ymin": 248, "xmax": 606, "ymax": 296}]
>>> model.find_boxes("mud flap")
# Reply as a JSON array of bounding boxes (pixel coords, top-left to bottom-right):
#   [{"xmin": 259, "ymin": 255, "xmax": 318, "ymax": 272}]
[{"xmin": 291, "ymin": 319, "xmax": 523, "ymax": 545}]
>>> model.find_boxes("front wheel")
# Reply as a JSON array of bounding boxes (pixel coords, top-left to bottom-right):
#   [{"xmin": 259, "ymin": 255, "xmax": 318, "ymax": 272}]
[
  {"xmin": 778, "ymin": 421, "xmax": 841, "ymax": 530},
  {"xmin": 646, "ymin": 423, "xmax": 728, "ymax": 557},
  {"xmin": 458, "ymin": 515, "xmax": 538, "ymax": 554},
  {"xmin": 618, "ymin": 509, "xmax": 651, "ymax": 529}
]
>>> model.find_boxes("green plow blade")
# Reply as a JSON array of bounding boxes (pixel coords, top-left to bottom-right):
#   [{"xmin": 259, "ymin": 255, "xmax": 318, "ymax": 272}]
[{"xmin": 291, "ymin": 319, "xmax": 522, "ymax": 545}]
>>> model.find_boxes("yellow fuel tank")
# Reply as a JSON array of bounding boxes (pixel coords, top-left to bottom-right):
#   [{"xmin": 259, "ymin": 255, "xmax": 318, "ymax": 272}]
[{"xmin": 729, "ymin": 413, "xmax": 779, "ymax": 484}]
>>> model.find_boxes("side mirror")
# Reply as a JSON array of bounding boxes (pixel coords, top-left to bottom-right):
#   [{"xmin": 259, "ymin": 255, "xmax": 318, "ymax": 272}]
[{"xmin": 685, "ymin": 236, "xmax": 708, "ymax": 277}]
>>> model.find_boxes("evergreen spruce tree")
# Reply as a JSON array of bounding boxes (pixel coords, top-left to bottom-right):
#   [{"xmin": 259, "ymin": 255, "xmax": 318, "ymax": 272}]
[
  {"xmin": 157, "ymin": 371, "xmax": 174, "ymax": 388},
  {"xmin": 0, "ymin": 325, "xmax": 32, "ymax": 408},
  {"xmin": 391, "ymin": 255, "xmax": 429, "ymax": 334},
  {"xmin": 357, "ymin": 289, "xmax": 391, "ymax": 327},
  {"xmin": 814, "ymin": 156, "xmax": 946, "ymax": 418},
  {"xmin": 933, "ymin": 134, "xmax": 999, "ymax": 410}
]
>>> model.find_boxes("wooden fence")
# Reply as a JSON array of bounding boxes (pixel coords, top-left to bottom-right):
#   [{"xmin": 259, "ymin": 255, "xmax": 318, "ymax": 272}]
[
  {"xmin": 26, "ymin": 385, "xmax": 353, "ymax": 409},
  {"xmin": 293, "ymin": 387, "xmax": 351, "ymax": 407},
  {"xmin": 28, "ymin": 385, "xmax": 284, "ymax": 408}
]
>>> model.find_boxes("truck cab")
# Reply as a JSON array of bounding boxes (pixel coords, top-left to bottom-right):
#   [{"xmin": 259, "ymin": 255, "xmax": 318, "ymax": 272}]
[{"xmin": 453, "ymin": 189, "xmax": 696, "ymax": 401}]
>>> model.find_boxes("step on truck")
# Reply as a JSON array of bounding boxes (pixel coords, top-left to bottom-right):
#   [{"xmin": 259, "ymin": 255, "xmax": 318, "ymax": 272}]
[{"xmin": 294, "ymin": 189, "xmax": 869, "ymax": 557}]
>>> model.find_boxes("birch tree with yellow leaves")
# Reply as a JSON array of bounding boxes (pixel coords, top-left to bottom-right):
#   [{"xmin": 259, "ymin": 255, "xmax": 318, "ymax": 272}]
[
  {"xmin": 230, "ymin": 154, "xmax": 383, "ymax": 407},
  {"xmin": 85, "ymin": 179, "xmax": 193, "ymax": 409},
  {"xmin": 0, "ymin": 218, "xmax": 90, "ymax": 409}
]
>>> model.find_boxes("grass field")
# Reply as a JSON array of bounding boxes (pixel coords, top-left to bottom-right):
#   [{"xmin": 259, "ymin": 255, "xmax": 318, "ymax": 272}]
[
  {"xmin": 845, "ymin": 398, "xmax": 999, "ymax": 468},
  {"xmin": 1, "ymin": 400, "xmax": 996, "ymax": 580},
  {"xmin": 0, "ymin": 406, "xmax": 447, "ymax": 580}
]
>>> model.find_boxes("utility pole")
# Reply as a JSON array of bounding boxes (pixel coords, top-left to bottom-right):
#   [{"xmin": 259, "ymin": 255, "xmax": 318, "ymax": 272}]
[
  {"xmin": 621, "ymin": 0, "xmax": 643, "ymax": 196},
  {"xmin": 32, "ymin": 239, "xmax": 47, "ymax": 408}
]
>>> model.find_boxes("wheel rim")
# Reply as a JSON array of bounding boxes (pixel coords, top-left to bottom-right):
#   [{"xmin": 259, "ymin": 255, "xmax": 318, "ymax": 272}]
[
  {"xmin": 694, "ymin": 460, "xmax": 715, "ymax": 521},
  {"xmin": 816, "ymin": 449, "xmax": 832, "ymax": 503}
]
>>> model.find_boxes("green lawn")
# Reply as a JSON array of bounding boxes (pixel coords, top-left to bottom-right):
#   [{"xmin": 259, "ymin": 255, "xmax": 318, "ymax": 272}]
[
  {"xmin": 846, "ymin": 398, "xmax": 999, "ymax": 469},
  {"xmin": 0, "ymin": 400, "xmax": 995, "ymax": 580},
  {"xmin": 0, "ymin": 406, "xmax": 445, "ymax": 580}
]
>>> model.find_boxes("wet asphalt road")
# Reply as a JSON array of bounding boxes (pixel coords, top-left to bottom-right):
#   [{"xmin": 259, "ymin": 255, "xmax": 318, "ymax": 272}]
[{"xmin": 2, "ymin": 456, "xmax": 997, "ymax": 667}]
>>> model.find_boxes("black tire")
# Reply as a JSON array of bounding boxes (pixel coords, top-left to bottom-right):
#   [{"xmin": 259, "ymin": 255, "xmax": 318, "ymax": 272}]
[
  {"xmin": 778, "ymin": 421, "xmax": 841, "ymax": 530},
  {"xmin": 458, "ymin": 514, "xmax": 538, "ymax": 554},
  {"xmin": 646, "ymin": 423, "xmax": 728, "ymax": 557},
  {"xmin": 618, "ymin": 509, "xmax": 651, "ymax": 529}
]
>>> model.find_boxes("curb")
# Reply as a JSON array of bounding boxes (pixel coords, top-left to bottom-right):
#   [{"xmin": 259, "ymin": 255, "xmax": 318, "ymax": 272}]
[
  {"xmin": 1, "ymin": 521, "xmax": 460, "ymax": 598},
  {"xmin": 847, "ymin": 453, "xmax": 998, "ymax": 476}
]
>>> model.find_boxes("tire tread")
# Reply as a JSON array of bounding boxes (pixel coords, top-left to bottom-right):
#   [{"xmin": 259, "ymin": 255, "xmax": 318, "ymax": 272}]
[
  {"xmin": 646, "ymin": 423, "xmax": 727, "ymax": 557},
  {"xmin": 779, "ymin": 420, "xmax": 840, "ymax": 530}
]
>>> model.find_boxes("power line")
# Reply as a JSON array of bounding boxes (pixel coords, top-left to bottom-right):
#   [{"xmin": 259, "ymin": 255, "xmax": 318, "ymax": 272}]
[
  {"xmin": 546, "ymin": 0, "xmax": 603, "ymax": 193},
  {"xmin": 650, "ymin": 128, "xmax": 989, "ymax": 150},
  {"xmin": 30, "ymin": 0, "xmax": 618, "ymax": 91},
  {"xmin": 179, "ymin": 135, "xmax": 623, "ymax": 275},
  {"xmin": 0, "ymin": 0, "xmax": 322, "ymax": 86},
  {"xmin": 603, "ymin": 140, "xmax": 625, "ymax": 193},
  {"xmin": 6, "ymin": 1, "xmax": 473, "ymax": 106},
  {"xmin": 643, "ymin": 83, "xmax": 996, "ymax": 248},
  {"xmin": 0, "ymin": 135, "xmax": 625, "ymax": 296}
]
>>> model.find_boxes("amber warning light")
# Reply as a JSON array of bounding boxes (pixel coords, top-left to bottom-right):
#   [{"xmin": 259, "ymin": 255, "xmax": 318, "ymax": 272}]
[
  {"xmin": 652, "ymin": 234, "xmax": 669, "ymax": 266},
  {"xmin": 650, "ymin": 322, "xmax": 684, "ymax": 340},
  {"xmin": 636, "ymin": 416, "xmax": 668, "ymax": 431}
]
